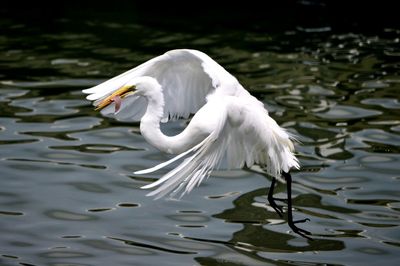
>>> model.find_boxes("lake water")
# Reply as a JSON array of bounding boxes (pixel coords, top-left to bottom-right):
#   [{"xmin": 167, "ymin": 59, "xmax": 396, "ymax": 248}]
[{"xmin": 1, "ymin": 10, "xmax": 400, "ymax": 266}]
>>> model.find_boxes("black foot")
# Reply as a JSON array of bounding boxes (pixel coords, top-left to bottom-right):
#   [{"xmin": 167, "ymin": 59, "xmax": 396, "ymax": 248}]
[
  {"xmin": 293, "ymin": 218, "xmax": 310, "ymax": 224},
  {"xmin": 272, "ymin": 197, "xmax": 287, "ymax": 203},
  {"xmin": 288, "ymin": 220, "xmax": 312, "ymax": 240},
  {"xmin": 267, "ymin": 196, "xmax": 283, "ymax": 217},
  {"xmin": 282, "ymin": 171, "xmax": 313, "ymax": 240},
  {"xmin": 267, "ymin": 177, "xmax": 284, "ymax": 217}
]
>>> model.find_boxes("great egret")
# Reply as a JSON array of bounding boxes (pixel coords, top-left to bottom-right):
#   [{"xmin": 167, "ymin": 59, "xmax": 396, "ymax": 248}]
[{"xmin": 83, "ymin": 49, "xmax": 311, "ymax": 239}]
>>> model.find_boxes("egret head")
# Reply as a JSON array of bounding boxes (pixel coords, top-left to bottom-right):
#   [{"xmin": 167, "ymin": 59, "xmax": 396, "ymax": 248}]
[{"xmin": 95, "ymin": 76, "xmax": 161, "ymax": 112}]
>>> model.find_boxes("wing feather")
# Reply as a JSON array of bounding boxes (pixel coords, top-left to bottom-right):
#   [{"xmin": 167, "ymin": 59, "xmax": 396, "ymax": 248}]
[
  {"xmin": 139, "ymin": 100, "xmax": 229, "ymax": 199},
  {"xmin": 139, "ymin": 95, "xmax": 299, "ymax": 199},
  {"xmin": 142, "ymin": 134, "xmax": 227, "ymax": 200},
  {"xmin": 225, "ymin": 103, "xmax": 300, "ymax": 182},
  {"xmin": 82, "ymin": 49, "xmax": 245, "ymax": 122}
]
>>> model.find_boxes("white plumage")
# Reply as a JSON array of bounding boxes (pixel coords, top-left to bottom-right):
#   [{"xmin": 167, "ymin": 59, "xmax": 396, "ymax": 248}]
[{"xmin": 82, "ymin": 49, "xmax": 299, "ymax": 199}]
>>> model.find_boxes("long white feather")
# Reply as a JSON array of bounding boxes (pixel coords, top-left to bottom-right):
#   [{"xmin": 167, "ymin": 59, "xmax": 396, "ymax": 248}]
[
  {"xmin": 134, "ymin": 138, "xmax": 203, "ymax": 176},
  {"xmin": 139, "ymin": 94, "xmax": 299, "ymax": 199}
]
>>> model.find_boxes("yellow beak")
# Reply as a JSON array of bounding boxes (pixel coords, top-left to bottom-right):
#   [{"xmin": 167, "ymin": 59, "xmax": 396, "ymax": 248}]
[{"xmin": 95, "ymin": 85, "xmax": 136, "ymax": 111}]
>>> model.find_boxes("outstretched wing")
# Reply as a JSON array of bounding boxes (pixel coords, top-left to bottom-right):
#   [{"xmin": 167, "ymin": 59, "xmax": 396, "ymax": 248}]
[
  {"xmin": 82, "ymin": 49, "xmax": 245, "ymax": 121},
  {"xmin": 138, "ymin": 96, "xmax": 299, "ymax": 199}
]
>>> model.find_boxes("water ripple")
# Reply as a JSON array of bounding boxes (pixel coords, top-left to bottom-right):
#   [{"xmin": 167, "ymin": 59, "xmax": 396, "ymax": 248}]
[
  {"xmin": 1, "ymin": 15, "xmax": 400, "ymax": 266},
  {"xmin": 44, "ymin": 210, "xmax": 97, "ymax": 221},
  {"xmin": 316, "ymin": 105, "xmax": 382, "ymax": 121},
  {"xmin": 107, "ymin": 237, "xmax": 196, "ymax": 255}
]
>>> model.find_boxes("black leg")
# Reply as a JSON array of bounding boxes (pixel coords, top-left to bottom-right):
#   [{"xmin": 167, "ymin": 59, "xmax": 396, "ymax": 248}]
[
  {"xmin": 282, "ymin": 171, "xmax": 312, "ymax": 240},
  {"xmin": 267, "ymin": 177, "xmax": 283, "ymax": 217}
]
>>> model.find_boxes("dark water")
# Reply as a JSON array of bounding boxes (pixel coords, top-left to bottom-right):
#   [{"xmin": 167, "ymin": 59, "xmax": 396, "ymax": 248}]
[{"xmin": 1, "ymin": 12, "xmax": 400, "ymax": 266}]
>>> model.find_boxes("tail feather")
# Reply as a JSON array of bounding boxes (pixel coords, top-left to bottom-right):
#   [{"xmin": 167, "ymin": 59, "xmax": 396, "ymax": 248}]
[
  {"xmin": 145, "ymin": 155, "xmax": 201, "ymax": 199},
  {"xmin": 143, "ymin": 155, "xmax": 195, "ymax": 192},
  {"xmin": 139, "ymin": 134, "xmax": 220, "ymax": 199},
  {"xmin": 135, "ymin": 140, "xmax": 201, "ymax": 176}
]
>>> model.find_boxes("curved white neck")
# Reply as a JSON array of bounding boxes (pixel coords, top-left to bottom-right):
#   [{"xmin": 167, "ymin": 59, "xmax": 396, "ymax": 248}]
[{"xmin": 139, "ymin": 90, "xmax": 200, "ymax": 154}]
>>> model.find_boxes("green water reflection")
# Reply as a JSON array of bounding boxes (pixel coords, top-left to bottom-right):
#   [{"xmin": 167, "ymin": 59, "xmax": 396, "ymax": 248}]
[{"xmin": 1, "ymin": 6, "xmax": 400, "ymax": 266}]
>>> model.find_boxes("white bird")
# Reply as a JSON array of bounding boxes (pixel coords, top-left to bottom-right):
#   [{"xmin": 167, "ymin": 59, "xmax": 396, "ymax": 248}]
[{"xmin": 82, "ymin": 49, "xmax": 311, "ymax": 239}]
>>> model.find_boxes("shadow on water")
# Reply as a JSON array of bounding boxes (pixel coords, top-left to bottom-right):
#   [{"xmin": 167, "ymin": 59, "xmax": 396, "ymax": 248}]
[
  {"xmin": 1, "ymin": 3, "xmax": 400, "ymax": 266},
  {"xmin": 192, "ymin": 187, "xmax": 346, "ymax": 265}
]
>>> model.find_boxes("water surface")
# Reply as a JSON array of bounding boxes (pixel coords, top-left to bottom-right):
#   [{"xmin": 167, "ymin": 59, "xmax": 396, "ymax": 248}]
[{"xmin": 1, "ymin": 13, "xmax": 400, "ymax": 266}]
